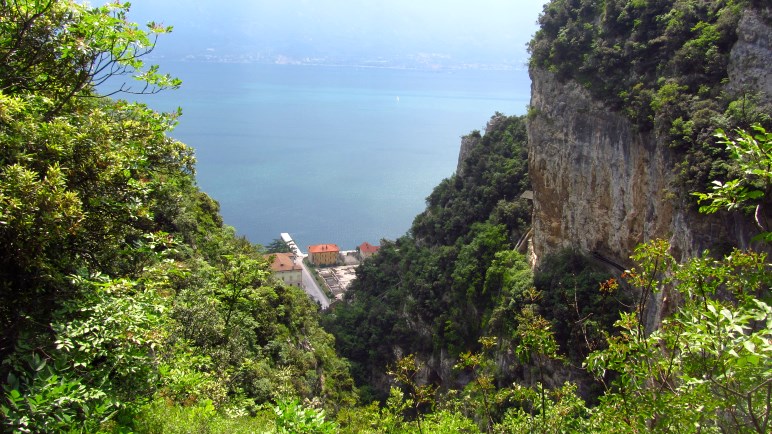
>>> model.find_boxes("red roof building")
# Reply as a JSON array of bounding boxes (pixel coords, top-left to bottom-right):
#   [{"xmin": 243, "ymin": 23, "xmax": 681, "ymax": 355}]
[
  {"xmin": 308, "ymin": 244, "xmax": 340, "ymax": 266},
  {"xmin": 265, "ymin": 253, "xmax": 302, "ymax": 287},
  {"xmin": 357, "ymin": 242, "xmax": 380, "ymax": 260}
]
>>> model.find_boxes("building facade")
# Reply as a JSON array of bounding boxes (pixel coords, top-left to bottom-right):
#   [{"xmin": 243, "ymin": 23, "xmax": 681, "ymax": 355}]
[
  {"xmin": 266, "ymin": 252, "xmax": 302, "ymax": 287},
  {"xmin": 357, "ymin": 241, "xmax": 380, "ymax": 260},
  {"xmin": 308, "ymin": 244, "xmax": 340, "ymax": 266}
]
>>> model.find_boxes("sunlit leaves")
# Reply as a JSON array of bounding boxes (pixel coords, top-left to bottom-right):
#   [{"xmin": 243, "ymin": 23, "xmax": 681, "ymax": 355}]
[
  {"xmin": 54, "ymin": 274, "xmax": 166, "ymax": 388},
  {"xmin": 0, "ymin": 1, "xmax": 357, "ymax": 432},
  {"xmin": 585, "ymin": 239, "xmax": 772, "ymax": 432},
  {"xmin": 274, "ymin": 399, "xmax": 338, "ymax": 434},
  {"xmin": 0, "ymin": 0, "xmax": 180, "ymax": 114},
  {"xmin": 0, "ymin": 163, "xmax": 84, "ymax": 259},
  {"xmin": 694, "ymin": 125, "xmax": 771, "ymax": 240}
]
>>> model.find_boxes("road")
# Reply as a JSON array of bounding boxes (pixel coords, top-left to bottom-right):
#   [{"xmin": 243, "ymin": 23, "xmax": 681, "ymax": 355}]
[
  {"xmin": 299, "ymin": 257, "xmax": 330, "ymax": 309},
  {"xmin": 281, "ymin": 233, "xmax": 331, "ymax": 309}
]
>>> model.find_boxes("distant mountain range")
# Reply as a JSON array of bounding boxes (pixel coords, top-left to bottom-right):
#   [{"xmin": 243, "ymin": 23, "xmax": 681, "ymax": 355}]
[{"xmin": 149, "ymin": 48, "xmax": 528, "ymax": 71}]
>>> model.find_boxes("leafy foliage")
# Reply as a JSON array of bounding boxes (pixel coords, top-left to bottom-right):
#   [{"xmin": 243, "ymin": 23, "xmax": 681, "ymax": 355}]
[
  {"xmin": 583, "ymin": 241, "xmax": 771, "ymax": 432},
  {"xmin": 2, "ymin": 1, "xmax": 770, "ymax": 432},
  {"xmin": 534, "ymin": 250, "xmax": 631, "ymax": 363},
  {"xmin": 266, "ymin": 238, "xmax": 293, "ymax": 253},
  {"xmin": 0, "ymin": 0, "xmax": 180, "ymax": 117},
  {"xmin": 412, "ymin": 114, "xmax": 530, "ymax": 246},
  {"xmin": 694, "ymin": 124, "xmax": 771, "ymax": 241},
  {"xmin": 0, "ymin": 2, "xmax": 353, "ymax": 431},
  {"xmin": 274, "ymin": 399, "xmax": 338, "ymax": 434}
]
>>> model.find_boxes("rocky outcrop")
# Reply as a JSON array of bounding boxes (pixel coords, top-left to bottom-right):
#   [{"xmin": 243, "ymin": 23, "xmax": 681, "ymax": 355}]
[
  {"xmin": 527, "ymin": 72, "xmax": 677, "ymax": 268},
  {"xmin": 525, "ymin": 72, "xmax": 732, "ymax": 268},
  {"xmin": 526, "ymin": 7, "xmax": 771, "ymax": 271},
  {"xmin": 456, "ymin": 132, "xmax": 480, "ymax": 177},
  {"xmin": 727, "ymin": 7, "xmax": 772, "ymax": 105},
  {"xmin": 456, "ymin": 114, "xmax": 508, "ymax": 176}
]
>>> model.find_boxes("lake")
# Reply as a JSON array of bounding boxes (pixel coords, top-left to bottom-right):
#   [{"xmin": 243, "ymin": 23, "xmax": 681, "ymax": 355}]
[{"xmin": 132, "ymin": 62, "xmax": 531, "ymax": 250}]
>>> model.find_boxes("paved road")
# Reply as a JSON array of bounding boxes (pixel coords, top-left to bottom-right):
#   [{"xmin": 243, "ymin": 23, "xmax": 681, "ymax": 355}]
[
  {"xmin": 281, "ymin": 233, "xmax": 330, "ymax": 309},
  {"xmin": 299, "ymin": 257, "xmax": 330, "ymax": 309}
]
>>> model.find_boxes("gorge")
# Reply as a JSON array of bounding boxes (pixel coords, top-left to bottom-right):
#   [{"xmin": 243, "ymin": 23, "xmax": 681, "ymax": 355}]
[{"xmin": 1, "ymin": 1, "xmax": 770, "ymax": 432}]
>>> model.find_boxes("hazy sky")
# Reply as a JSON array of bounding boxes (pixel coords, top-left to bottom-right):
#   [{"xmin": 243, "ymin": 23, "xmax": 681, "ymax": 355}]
[{"xmin": 120, "ymin": 0, "xmax": 547, "ymax": 66}]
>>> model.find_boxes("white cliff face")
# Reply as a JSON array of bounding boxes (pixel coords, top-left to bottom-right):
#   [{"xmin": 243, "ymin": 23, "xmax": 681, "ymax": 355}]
[{"xmin": 526, "ymin": 7, "xmax": 771, "ymax": 269}]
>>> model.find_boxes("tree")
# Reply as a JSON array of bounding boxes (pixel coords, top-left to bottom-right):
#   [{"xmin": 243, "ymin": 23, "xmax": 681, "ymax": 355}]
[
  {"xmin": 0, "ymin": 0, "xmax": 180, "ymax": 116},
  {"xmin": 582, "ymin": 126, "xmax": 772, "ymax": 432},
  {"xmin": 387, "ymin": 354, "xmax": 438, "ymax": 434},
  {"xmin": 0, "ymin": 0, "xmax": 187, "ymax": 363},
  {"xmin": 266, "ymin": 238, "xmax": 293, "ymax": 253},
  {"xmin": 582, "ymin": 240, "xmax": 771, "ymax": 432},
  {"xmin": 694, "ymin": 124, "xmax": 771, "ymax": 241},
  {"xmin": 0, "ymin": 2, "xmax": 357, "ymax": 431}
]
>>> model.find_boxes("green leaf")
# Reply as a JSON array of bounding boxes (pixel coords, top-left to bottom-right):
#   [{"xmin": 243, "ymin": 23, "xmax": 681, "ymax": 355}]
[
  {"xmin": 720, "ymin": 308, "xmax": 732, "ymax": 320},
  {"xmin": 743, "ymin": 340, "xmax": 756, "ymax": 354},
  {"xmin": 745, "ymin": 190, "xmax": 764, "ymax": 199}
]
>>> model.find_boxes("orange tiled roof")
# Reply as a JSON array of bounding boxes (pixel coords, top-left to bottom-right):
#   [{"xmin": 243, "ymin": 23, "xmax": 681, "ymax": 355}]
[
  {"xmin": 265, "ymin": 252, "xmax": 301, "ymax": 272},
  {"xmin": 358, "ymin": 242, "xmax": 380, "ymax": 254},
  {"xmin": 308, "ymin": 244, "xmax": 340, "ymax": 254}
]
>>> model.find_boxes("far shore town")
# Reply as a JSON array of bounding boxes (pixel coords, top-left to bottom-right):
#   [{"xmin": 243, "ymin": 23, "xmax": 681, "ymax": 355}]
[{"xmin": 263, "ymin": 233, "xmax": 379, "ymax": 309}]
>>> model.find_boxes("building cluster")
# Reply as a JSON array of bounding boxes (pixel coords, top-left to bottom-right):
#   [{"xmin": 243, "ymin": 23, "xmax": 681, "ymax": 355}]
[
  {"xmin": 264, "ymin": 237, "xmax": 382, "ymax": 305},
  {"xmin": 307, "ymin": 242, "xmax": 380, "ymax": 267}
]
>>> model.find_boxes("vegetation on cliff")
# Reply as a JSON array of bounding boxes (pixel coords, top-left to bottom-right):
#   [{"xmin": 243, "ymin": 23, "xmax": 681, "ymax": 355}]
[
  {"xmin": 321, "ymin": 115, "xmax": 536, "ymax": 393},
  {"xmin": 530, "ymin": 0, "xmax": 771, "ymax": 194},
  {"xmin": 326, "ymin": 123, "xmax": 771, "ymax": 432},
  {"xmin": 322, "ymin": 1, "xmax": 771, "ymax": 431}
]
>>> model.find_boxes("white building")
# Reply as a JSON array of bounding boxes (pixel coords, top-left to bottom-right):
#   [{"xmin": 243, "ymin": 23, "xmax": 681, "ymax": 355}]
[{"xmin": 266, "ymin": 252, "xmax": 302, "ymax": 287}]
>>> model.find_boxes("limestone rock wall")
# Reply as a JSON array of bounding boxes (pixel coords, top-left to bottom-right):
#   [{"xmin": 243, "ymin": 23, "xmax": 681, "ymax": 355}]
[
  {"xmin": 727, "ymin": 7, "xmax": 772, "ymax": 105},
  {"xmin": 527, "ymin": 72, "xmax": 676, "ymax": 268},
  {"xmin": 526, "ymin": 7, "xmax": 771, "ymax": 270},
  {"xmin": 456, "ymin": 132, "xmax": 480, "ymax": 177}
]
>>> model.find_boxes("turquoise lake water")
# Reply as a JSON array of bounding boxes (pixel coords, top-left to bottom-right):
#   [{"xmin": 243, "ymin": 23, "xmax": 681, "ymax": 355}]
[{"xmin": 134, "ymin": 62, "xmax": 531, "ymax": 249}]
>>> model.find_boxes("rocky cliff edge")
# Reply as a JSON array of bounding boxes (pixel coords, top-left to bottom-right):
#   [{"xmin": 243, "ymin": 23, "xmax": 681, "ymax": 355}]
[{"xmin": 526, "ymin": 7, "xmax": 771, "ymax": 271}]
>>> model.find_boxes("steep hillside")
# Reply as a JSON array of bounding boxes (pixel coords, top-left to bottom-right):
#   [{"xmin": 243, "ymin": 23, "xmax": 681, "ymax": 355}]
[
  {"xmin": 322, "ymin": 115, "xmax": 536, "ymax": 395},
  {"xmin": 320, "ymin": 2, "xmax": 770, "ymax": 432},
  {"xmin": 3, "ymin": 1, "xmax": 769, "ymax": 432},
  {"xmin": 528, "ymin": 0, "xmax": 771, "ymax": 270}
]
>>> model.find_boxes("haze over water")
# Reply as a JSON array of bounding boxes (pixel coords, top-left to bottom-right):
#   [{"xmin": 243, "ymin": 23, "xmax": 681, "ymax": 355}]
[
  {"xmin": 138, "ymin": 62, "xmax": 531, "ymax": 249},
  {"xmin": 119, "ymin": 0, "xmax": 543, "ymax": 248}
]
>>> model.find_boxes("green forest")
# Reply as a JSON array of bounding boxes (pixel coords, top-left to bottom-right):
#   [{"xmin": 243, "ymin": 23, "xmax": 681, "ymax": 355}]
[{"xmin": 1, "ymin": 0, "xmax": 770, "ymax": 433}]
